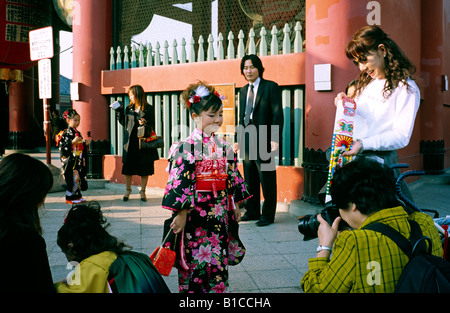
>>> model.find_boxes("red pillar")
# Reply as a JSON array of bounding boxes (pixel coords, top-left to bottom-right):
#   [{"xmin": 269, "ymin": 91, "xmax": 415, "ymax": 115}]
[
  {"xmin": 304, "ymin": 0, "xmax": 362, "ymax": 151},
  {"xmin": 8, "ymin": 68, "xmax": 35, "ymax": 150},
  {"xmin": 419, "ymin": 0, "xmax": 445, "ymax": 172},
  {"xmin": 420, "ymin": 0, "xmax": 444, "ymax": 141},
  {"xmin": 72, "ymin": 0, "xmax": 112, "ymax": 140},
  {"xmin": 302, "ymin": 0, "xmax": 362, "ymax": 203}
]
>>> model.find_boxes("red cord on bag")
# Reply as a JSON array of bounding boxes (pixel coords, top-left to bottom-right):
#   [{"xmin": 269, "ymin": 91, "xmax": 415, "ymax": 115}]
[{"xmin": 442, "ymin": 225, "xmax": 448, "ymax": 260}]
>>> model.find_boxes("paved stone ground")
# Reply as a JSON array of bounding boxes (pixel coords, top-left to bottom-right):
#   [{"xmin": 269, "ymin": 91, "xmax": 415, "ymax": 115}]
[
  {"xmin": 11, "ymin": 148, "xmax": 450, "ymax": 293},
  {"xmin": 41, "ymin": 185, "xmax": 317, "ymax": 293}
]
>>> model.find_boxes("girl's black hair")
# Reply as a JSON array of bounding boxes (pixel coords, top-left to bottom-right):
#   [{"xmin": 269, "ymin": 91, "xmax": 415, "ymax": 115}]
[
  {"xmin": 57, "ymin": 201, "xmax": 131, "ymax": 262},
  {"xmin": 63, "ymin": 108, "xmax": 79, "ymax": 120},
  {"xmin": 180, "ymin": 81, "xmax": 223, "ymax": 116},
  {"xmin": 0, "ymin": 153, "xmax": 53, "ymax": 238}
]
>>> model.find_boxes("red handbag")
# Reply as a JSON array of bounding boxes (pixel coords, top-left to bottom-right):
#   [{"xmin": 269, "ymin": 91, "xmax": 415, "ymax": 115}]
[{"xmin": 149, "ymin": 232, "xmax": 176, "ymax": 276}]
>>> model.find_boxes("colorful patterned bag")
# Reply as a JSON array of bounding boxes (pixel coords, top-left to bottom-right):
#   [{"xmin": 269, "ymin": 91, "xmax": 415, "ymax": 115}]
[
  {"xmin": 139, "ymin": 130, "xmax": 164, "ymax": 150},
  {"xmin": 149, "ymin": 232, "xmax": 177, "ymax": 276}
]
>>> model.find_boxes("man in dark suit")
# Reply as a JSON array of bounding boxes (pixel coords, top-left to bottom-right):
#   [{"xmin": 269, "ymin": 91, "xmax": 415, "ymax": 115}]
[{"xmin": 237, "ymin": 54, "xmax": 283, "ymax": 226}]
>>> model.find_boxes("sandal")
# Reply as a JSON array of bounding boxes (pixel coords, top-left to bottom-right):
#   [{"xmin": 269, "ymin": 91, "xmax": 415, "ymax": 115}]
[
  {"xmin": 140, "ymin": 190, "xmax": 147, "ymax": 202},
  {"xmin": 123, "ymin": 189, "xmax": 132, "ymax": 201}
]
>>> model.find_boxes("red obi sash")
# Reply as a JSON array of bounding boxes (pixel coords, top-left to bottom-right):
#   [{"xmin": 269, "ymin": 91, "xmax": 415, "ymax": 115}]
[
  {"xmin": 196, "ymin": 172, "xmax": 228, "ymax": 197},
  {"xmin": 194, "ymin": 142, "xmax": 229, "ymax": 197},
  {"xmin": 72, "ymin": 142, "xmax": 84, "ymax": 157}
]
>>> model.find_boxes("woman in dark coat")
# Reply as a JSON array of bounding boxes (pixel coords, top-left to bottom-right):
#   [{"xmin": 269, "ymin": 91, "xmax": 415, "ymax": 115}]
[
  {"xmin": 0, "ymin": 153, "xmax": 55, "ymax": 293},
  {"xmin": 116, "ymin": 85, "xmax": 159, "ymax": 201}
]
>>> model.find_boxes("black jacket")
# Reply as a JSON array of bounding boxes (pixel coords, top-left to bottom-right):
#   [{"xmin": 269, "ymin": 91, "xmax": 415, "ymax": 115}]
[
  {"xmin": 116, "ymin": 104, "xmax": 159, "ymax": 165},
  {"xmin": 238, "ymin": 78, "xmax": 283, "ymax": 156}
]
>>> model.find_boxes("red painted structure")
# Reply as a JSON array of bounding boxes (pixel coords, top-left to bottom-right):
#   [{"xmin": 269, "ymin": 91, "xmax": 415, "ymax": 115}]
[
  {"xmin": 3, "ymin": 0, "xmax": 449, "ymax": 203},
  {"xmin": 72, "ymin": 0, "xmax": 112, "ymax": 141}
]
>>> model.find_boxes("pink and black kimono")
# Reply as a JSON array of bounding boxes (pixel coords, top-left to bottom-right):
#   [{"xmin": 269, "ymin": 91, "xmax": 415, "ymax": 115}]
[{"xmin": 162, "ymin": 128, "xmax": 251, "ymax": 293}]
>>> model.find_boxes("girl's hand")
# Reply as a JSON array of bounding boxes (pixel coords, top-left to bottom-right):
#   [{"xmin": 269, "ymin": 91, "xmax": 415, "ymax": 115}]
[
  {"xmin": 72, "ymin": 136, "xmax": 83, "ymax": 144},
  {"xmin": 171, "ymin": 210, "xmax": 188, "ymax": 234},
  {"xmin": 233, "ymin": 142, "xmax": 240, "ymax": 153},
  {"xmin": 342, "ymin": 139, "xmax": 362, "ymax": 156},
  {"xmin": 234, "ymin": 205, "xmax": 241, "ymax": 223},
  {"xmin": 138, "ymin": 118, "xmax": 146, "ymax": 125}
]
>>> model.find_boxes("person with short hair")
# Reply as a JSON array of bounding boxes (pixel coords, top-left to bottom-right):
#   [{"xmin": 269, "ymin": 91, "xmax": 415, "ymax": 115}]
[
  {"xmin": 301, "ymin": 157, "xmax": 443, "ymax": 293},
  {"xmin": 238, "ymin": 54, "xmax": 283, "ymax": 226}
]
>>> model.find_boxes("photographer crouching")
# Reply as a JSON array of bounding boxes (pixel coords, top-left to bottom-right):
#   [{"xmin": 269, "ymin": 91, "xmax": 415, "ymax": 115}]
[{"xmin": 300, "ymin": 157, "xmax": 443, "ymax": 293}]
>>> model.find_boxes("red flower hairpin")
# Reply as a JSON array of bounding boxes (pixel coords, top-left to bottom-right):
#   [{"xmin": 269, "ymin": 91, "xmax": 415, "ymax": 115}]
[{"xmin": 189, "ymin": 95, "xmax": 201, "ymax": 106}]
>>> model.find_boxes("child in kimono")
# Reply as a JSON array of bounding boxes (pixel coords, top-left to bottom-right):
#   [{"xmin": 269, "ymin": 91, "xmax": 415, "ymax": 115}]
[
  {"xmin": 55, "ymin": 201, "xmax": 170, "ymax": 293},
  {"xmin": 58, "ymin": 109, "xmax": 90, "ymax": 204},
  {"xmin": 161, "ymin": 82, "xmax": 252, "ymax": 293}
]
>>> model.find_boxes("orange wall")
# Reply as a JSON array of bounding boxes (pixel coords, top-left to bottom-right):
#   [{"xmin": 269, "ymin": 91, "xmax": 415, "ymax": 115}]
[
  {"xmin": 101, "ymin": 53, "xmax": 306, "ymax": 202},
  {"xmin": 101, "ymin": 53, "xmax": 305, "ymax": 94},
  {"xmin": 103, "ymin": 155, "xmax": 304, "ymax": 203},
  {"xmin": 101, "ymin": 53, "xmax": 307, "ymax": 202}
]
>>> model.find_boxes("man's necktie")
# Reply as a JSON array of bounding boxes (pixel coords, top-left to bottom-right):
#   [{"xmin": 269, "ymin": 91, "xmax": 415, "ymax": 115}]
[{"xmin": 244, "ymin": 84, "xmax": 254, "ymax": 126}]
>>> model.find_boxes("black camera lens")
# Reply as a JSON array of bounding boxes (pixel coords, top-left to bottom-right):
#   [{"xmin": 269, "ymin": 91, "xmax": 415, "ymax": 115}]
[
  {"xmin": 298, "ymin": 206, "xmax": 349, "ymax": 241},
  {"xmin": 297, "ymin": 214, "xmax": 320, "ymax": 241}
]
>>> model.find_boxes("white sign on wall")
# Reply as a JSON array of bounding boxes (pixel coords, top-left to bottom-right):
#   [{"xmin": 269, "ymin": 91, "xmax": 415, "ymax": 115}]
[
  {"xmin": 38, "ymin": 59, "xmax": 52, "ymax": 99},
  {"xmin": 29, "ymin": 26, "xmax": 54, "ymax": 61}
]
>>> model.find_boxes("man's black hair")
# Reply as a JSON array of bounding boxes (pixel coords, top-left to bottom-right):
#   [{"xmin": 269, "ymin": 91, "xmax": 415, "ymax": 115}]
[
  {"xmin": 330, "ymin": 157, "xmax": 400, "ymax": 215},
  {"xmin": 240, "ymin": 54, "xmax": 265, "ymax": 78}
]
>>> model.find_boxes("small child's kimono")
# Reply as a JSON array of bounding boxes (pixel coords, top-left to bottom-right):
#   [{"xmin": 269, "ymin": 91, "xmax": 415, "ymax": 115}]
[
  {"xmin": 162, "ymin": 128, "xmax": 251, "ymax": 293},
  {"xmin": 58, "ymin": 126, "xmax": 88, "ymax": 203}
]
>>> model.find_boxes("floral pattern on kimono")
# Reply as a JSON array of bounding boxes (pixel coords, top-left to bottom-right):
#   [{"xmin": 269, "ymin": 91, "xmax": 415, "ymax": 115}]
[{"xmin": 162, "ymin": 128, "xmax": 251, "ymax": 293}]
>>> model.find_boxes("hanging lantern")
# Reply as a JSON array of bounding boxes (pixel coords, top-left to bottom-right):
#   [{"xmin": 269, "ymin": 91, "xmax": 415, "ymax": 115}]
[
  {"xmin": 53, "ymin": 0, "xmax": 74, "ymax": 27},
  {"xmin": 0, "ymin": 0, "xmax": 51, "ymax": 81}
]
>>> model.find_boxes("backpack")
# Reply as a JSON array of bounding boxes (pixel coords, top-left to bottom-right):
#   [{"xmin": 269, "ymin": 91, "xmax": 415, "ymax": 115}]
[
  {"xmin": 108, "ymin": 251, "xmax": 171, "ymax": 293},
  {"xmin": 364, "ymin": 220, "xmax": 450, "ymax": 293}
]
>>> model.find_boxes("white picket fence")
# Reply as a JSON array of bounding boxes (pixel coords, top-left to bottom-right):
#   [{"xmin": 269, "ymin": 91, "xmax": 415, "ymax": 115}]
[
  {"xmin": 108, "ymin": 22, "xmax": 304, "ymax": 167},
  {"xmin": 110, "ymin": 22, "xmax": 303, "ymax": 68}
]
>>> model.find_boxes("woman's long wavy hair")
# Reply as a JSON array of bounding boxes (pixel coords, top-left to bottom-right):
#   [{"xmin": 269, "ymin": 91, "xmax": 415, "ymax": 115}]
[
  {"xmin": 57, "ymin": 201, "xmax": 131, "ymax": 262},
  {"xmin": 0, "ymin": 153, "xmax": 53, "ymax": 239},
  {"xmin": 127, "ymin": 85, "xmax": 149, "ymax": 111},
  {"xmin": 345, "ymin": 25, "xmax": 416, "ymax": 99}
]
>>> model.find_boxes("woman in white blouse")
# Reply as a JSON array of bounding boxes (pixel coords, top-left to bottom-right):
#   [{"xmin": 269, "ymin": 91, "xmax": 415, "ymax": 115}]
[{"xmin": 335, "ymin": 25, "xmax": 420, "ymax": 202}]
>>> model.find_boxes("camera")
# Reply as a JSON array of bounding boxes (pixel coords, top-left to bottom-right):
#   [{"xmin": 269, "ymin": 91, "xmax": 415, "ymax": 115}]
[{"xmin": 297, "ymin": 203, "xmax": 349, "ymax": 241}]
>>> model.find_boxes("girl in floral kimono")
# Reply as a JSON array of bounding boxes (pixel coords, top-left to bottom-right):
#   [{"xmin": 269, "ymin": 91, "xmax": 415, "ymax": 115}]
[
  {"xmin": 162, "ymin": 82, "xmax": 251, "ymax": 293},
  {"xmin": 58, "ymin": 109, "xmax": 91, "ymax": 204}
]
